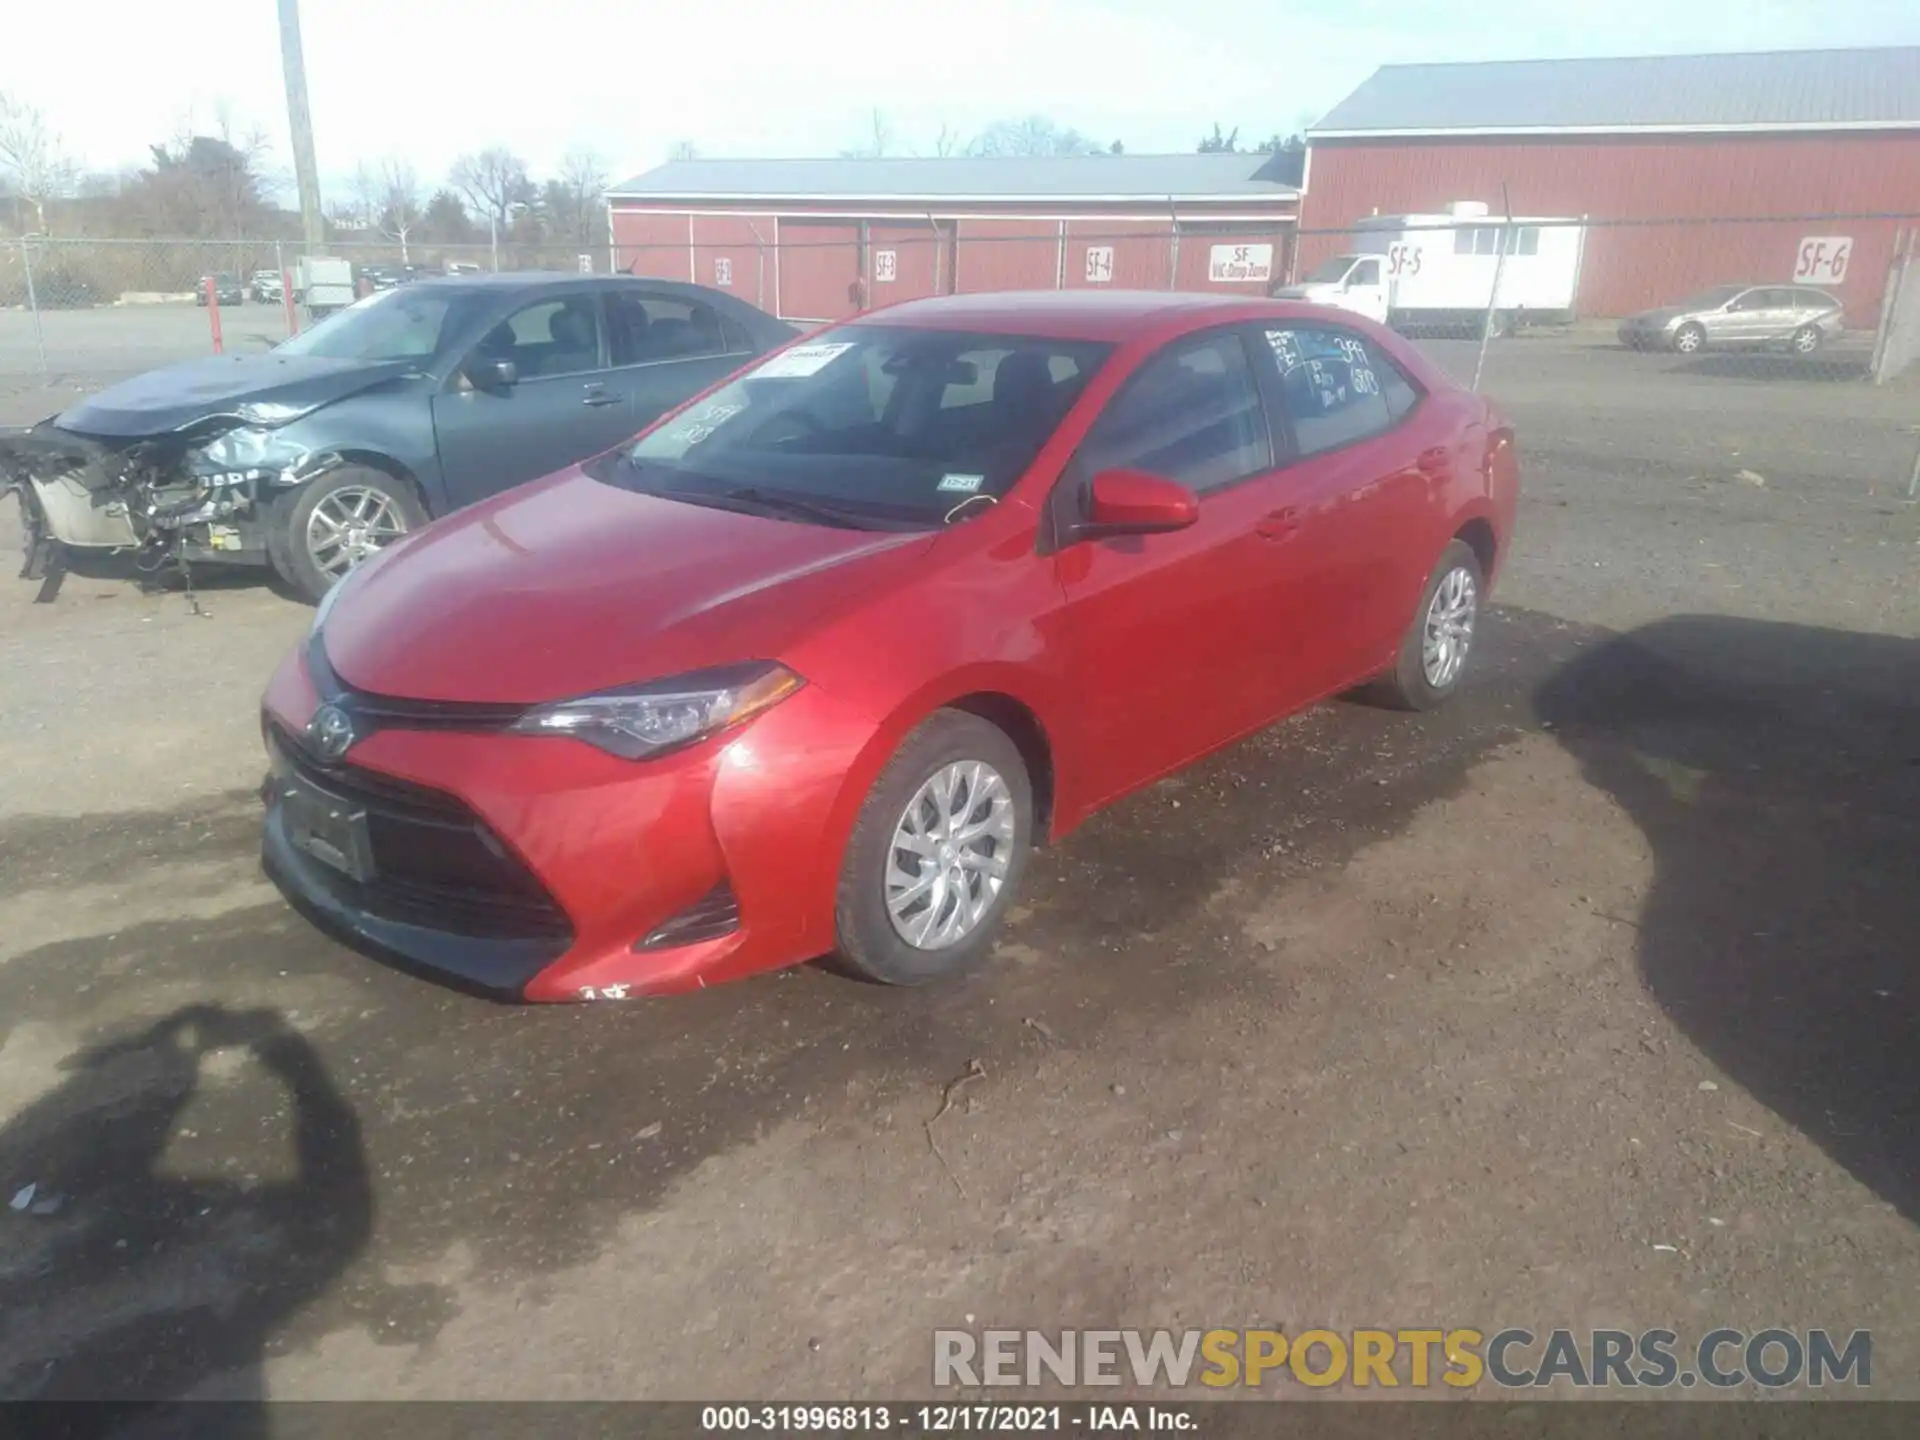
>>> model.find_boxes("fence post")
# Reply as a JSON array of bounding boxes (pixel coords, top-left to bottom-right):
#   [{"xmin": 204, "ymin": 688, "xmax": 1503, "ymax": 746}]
[
  {"xmin": 20, "ymin": 238, "xmax": 50, "ymax": 384},
  {"xmin": 206, "ymin": 277, "xmax": 225, "ymax": 354},
  {"xmin": 1167, "ymin": 198, "xmax": 1180, "ymax": 291},
  {"xmin": 1471, "ymin": 183, "xmax": 1515, "ymax": 393}
]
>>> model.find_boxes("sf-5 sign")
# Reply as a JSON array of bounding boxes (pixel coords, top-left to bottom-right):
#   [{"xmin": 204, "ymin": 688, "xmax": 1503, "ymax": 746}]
[{"xmin": 1794, "ymin": 236, "xmax": 1851, "ymax": 285}]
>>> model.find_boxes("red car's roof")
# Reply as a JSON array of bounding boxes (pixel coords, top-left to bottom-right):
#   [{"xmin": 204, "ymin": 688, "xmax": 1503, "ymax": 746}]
[{"xmin": 850, "ymin": 289, "xmax": 1316, "ymax": 342}]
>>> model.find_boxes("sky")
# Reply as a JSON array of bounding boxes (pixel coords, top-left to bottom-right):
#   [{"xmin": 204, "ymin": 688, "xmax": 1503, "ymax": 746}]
[{"xmin": 5, "ymin": 0, "xmax": 1918, "ymax": 201}]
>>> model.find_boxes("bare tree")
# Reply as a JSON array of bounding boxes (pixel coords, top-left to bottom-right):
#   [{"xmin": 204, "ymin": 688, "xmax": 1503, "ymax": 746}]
[
  {"xmin": 0, "ymin": 91, "xmax": 78, "ymax": 233},
  {"xmin": 376, "ymin": 158, "xmax": 423, "ymax": 263},
  {"xmin": 840, "ymin": 109, "xmax": 897, "ymax": 160},
  {"xmin": 350, "ymin": 163, "xmax": 384, "ymax": 231},
  {"xmin": 450, "ymin": 147, "xmax": 532, "ymax": 237},
  {"xmin": 969, "ymin": 116, "xmax": 1106, "ymax": 158},
  {"xmin": 667, "ymin": 139, "xmax": 699, "ymax": 162},
  {"xmin": 930, "ymin": 123, "xmax": 963, "ymax": 158},
  {"xmin": 545, "ymin": 148, "xmax": 609, "ymax": 248},
  {"xmin": 1197, "ymin": 122, "xmax": 1240, "ymax": 153}
]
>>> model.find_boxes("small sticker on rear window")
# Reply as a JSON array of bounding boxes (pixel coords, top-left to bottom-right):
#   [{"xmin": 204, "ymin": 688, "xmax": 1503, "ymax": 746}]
[
  {"xmin": 751, "ymin": 342, "xmax": 855, "ymax": 379},
  {"xmin": 937, "ymin": 473, "xmax": 984, "ymax": 493}
]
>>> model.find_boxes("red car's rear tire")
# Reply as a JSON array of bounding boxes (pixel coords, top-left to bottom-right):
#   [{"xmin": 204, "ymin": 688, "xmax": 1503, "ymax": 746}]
[
  {"xmin": 1371, "ymin": 540, "xmax": 1484, "ymax": 712},
  {"xmin": 834, "ymin": 710, "xmax": 1033, "ymax": 986}
]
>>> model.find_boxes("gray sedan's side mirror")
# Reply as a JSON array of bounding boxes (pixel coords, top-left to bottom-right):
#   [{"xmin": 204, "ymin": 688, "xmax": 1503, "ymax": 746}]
[{"xmin": 467, "ymin": 358, "xmax": 518, "ymax": 392}]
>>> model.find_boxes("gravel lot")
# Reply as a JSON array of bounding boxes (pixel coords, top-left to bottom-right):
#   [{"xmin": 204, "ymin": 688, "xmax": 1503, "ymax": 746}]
[{"xmin": 1, "ymin": 323, "xmax": 1917, "ymax": 1406}]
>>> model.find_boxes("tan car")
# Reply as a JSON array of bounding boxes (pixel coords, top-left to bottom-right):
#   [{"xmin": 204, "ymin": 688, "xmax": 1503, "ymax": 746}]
[{"xmin": 1618, "ymin": 284, "xmax": 1844, "ymax": 356}]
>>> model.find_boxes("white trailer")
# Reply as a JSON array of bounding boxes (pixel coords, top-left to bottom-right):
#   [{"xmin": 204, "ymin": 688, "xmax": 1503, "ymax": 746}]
[
  {"xmin": 294, "ymin": 256, "xmax": 357, "ymax": 320},
  {"xmin": 1276, "ymin": 201, "xmax": 1586, "ymax": 336}
]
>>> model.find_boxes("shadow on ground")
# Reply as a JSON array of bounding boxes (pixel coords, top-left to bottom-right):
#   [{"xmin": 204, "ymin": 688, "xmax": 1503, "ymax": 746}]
[
  {"xmin": 0, "ymin": 1005, "xmax": 391, "ymax": 1416},
  {"xmin": 25, "ymin": 546, "xmax": 300, "ymax": 607},
  {"xmin": 1537, "ymin": 614, "xmax": 1920, "ymax": 1224}
]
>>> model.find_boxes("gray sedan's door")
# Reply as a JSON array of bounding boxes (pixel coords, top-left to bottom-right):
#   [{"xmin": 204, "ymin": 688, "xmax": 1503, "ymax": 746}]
[
  {"xmin": 601, "ymin": 286, "xmax": 759, "ymax": 432},
  {"xmin": 430, "ymin": 293, "xmax": 634, "ymax": 509},
  {"xmin": 1784, "ymin": 287, "xmax": 1836, "ymax": 334},
  {"xmin": 1714, "ymin": 288, "xmax": 1773, "ymax": 343}
]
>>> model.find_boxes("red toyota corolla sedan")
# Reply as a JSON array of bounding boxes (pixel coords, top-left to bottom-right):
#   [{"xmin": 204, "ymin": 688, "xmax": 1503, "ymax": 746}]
[{"xmin": 260, "ymin": 290, "xmax": 1517, "ymax": 1001}]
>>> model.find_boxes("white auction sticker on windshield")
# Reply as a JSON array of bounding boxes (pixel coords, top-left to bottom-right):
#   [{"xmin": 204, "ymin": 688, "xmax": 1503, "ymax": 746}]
[
  {"xmin": 937, "ymin": 473, "xmax": 984, "ymax": 493},
  {"xmin": 751, "ymin": 342, "xmax": 856, "ymax": 379}
]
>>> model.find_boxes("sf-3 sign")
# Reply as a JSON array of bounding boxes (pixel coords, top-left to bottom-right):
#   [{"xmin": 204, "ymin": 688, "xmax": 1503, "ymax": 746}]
[{"xmin": 1794, "ymin": 236, "xmax": 1851, "ymax": 285}]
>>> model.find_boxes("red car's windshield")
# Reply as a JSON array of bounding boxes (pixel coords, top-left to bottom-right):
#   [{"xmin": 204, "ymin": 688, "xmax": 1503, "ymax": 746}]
[{"xmin": 599, "ymin": 325, "xmax": 1111, "ymax": 529}]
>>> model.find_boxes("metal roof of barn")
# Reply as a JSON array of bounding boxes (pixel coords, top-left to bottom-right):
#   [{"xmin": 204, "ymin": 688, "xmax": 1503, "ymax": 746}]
[
  {"xmin": 1310, "ymin": 46, "xmax": 1920, "ymax": 138},
  {"xmin": 607, "ymin": 153, "xmax": 1299, "ymax": 203}
]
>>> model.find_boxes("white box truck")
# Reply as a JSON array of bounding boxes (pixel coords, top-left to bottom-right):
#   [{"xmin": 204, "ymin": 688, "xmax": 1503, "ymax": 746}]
[
  {"xmin": 294, "ymin": 256, "xmax": 357, "ymax": 321},
  {"xmin": 1276, "ymin": 201, "xmax": 1586, "ymax": 337}
]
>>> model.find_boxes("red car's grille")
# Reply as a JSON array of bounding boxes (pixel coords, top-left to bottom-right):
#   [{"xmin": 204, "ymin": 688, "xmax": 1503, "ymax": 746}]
[{"xmin": 268, "ymin": 724, "xmax": 571, "ymax": 942}]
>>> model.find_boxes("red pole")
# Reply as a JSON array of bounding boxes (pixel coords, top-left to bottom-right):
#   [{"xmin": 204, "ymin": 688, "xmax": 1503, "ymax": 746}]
[
  {"xmin": 206, "ymin": 277, "xmax": 225, "ymax": 354},
  {"xmin": 282, "ymin": 267, "xmax": 299, "ymax": 335}
]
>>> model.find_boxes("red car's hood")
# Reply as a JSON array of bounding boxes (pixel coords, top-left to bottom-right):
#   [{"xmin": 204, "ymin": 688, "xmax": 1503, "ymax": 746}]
[{"xmin": 321, "ymin": 469, "xmax": 934, "ymax": 702}]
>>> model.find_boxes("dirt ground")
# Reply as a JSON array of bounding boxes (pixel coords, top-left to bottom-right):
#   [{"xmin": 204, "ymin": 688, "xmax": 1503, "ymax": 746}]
[{"xmin": 0, "ymin": 333, "xmax": 1916, "ymax": 1406}]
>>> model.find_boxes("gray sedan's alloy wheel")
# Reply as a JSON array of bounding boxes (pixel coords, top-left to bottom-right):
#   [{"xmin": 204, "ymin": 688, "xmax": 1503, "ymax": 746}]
[
  {"xmin": 1673, "ymin": 323, "xmax": 1707, "ymax": 354},
  {"xmin": 1791, "ymin": 325, "xmax": 1823, "ymax": 356},
  {"xmin": 306, "ymin": 484, "xmax": 409, "ymax": 581},
  {"xmin": 270, "ymin": 464, "xmax": 428, "ymax": 604}
]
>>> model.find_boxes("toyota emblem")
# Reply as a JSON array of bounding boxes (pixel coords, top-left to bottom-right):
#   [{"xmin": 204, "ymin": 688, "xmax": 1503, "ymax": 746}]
[{"xmin": 309, "ymin": 703, "xmax": 356, "ymax": 761}]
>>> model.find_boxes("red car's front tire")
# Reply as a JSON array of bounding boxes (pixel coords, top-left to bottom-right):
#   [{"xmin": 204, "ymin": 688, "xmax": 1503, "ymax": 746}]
[{"xmin": 833, "ymin": 710, "xmax": 1033, "ymax": 985}]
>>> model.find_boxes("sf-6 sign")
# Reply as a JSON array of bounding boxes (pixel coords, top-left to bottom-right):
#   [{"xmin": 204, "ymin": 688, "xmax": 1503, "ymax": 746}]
[
  {"xmin": 1387, "ymin": 242, "xmax": 1422, "ymax": 278},
  {"xmin": 1794, "ymin": 236, "xmax": 1851, "ymax": 285}
]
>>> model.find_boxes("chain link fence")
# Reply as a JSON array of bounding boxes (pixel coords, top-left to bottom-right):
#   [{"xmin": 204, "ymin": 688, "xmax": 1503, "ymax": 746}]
[{"xmin": 4, "ymin": 215, "xmax": 1917, "ymax": 494}]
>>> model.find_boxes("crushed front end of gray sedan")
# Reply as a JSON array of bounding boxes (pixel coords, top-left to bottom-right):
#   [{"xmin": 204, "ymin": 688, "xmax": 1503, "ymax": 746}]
[{"xmin": 1, "ymin": 415, "xmax": 342, "ymax": 603}]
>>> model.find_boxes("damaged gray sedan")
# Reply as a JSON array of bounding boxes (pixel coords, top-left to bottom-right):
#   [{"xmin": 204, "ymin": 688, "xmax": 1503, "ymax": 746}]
[{"xmin": 1, "ymin": 273, "xmax": 793, "ymax": 602}]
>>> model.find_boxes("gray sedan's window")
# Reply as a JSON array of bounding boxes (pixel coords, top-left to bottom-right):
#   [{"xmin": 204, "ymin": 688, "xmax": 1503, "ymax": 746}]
[
  {"xmin": 277, "ymin": 288, "xmax": 468, "ymax": 362},
  {"xmin": 609, "ymin": 293, "xmax": 739, "ymax": 366},
  {"xmin": 480, "ymin": 297, "xmax": 604, "ymax": 378}
]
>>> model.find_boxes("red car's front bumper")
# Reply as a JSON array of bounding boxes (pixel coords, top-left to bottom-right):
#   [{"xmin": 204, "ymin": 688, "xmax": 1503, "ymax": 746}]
[{"xmin": 260, "ymin": 640, "xmax": 870, "ymax": 1001}]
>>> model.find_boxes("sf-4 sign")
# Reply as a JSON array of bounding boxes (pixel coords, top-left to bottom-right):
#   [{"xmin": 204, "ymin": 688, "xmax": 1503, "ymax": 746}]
[
  {"xmin": 1794, "ymin": 236, "xmax": 1851, "ymax": 285},
  {"xmin": 1387, "ymin": 243, "xmax": 1422, "ymax": 278}
]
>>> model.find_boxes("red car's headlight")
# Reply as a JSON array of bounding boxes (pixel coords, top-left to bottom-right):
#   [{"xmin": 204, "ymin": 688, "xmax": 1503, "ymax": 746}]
[{"xmin": 509, "ymin": 662, "xmax": 803, "ymax": 760}]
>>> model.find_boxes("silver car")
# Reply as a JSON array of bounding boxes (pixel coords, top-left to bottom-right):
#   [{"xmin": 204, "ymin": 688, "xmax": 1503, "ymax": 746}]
[{"xmin": 1618, "ymin": 284, "xmax": 1844, "ymax": 356}]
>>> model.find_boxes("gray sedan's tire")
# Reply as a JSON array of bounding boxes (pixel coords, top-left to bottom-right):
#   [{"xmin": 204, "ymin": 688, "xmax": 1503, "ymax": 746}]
[
  {"xmin": 1790, "ymin": 324, "xmax": 1823, "ymax": 356},
  {"xmin": 834, "ymin": 711, "xmax": 1033, "ymax": 986},
  {"xmin": 267, "ymin": 465, "xmax": 427, "ymax": 604},
  {"xmin": 1672, "ymin": 323, "xmax": 1707, "ymax": 354}
]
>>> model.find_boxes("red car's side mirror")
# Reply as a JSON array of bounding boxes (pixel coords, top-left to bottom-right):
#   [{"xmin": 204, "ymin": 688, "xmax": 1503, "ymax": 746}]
[{"xmin": 1084, "ymin": 468, "xmax": 1200, "ymax": 535}]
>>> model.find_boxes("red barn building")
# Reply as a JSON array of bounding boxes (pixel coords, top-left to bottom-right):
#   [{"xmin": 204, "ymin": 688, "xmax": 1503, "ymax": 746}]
[
  {"xmin": 605, "ymin": 154, "xmax": 1300, "ymax": 322},
  {"xmin": 1299, "ymin": 46, "xmax": 1920, "ymax": 321}
]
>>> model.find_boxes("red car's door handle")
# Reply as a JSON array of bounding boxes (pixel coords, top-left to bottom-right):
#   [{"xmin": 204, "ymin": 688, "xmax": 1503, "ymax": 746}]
[
  {"xmin": 1255, "ymin": 507, "xmax": 1300, "ymax": 540},
  {"xmin": 582, "ymin": 386, "xmax": 622, "ymax": 408},
  {"xmin": 1416, "ymin": 446, "xmax": 1451, "ymax": 477}
]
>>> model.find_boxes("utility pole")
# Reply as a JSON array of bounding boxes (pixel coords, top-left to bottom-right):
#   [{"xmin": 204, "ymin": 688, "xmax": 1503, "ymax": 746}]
[{"xmin": 277, "ymin": 0, "xmax": 326, "ymax": 254}]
